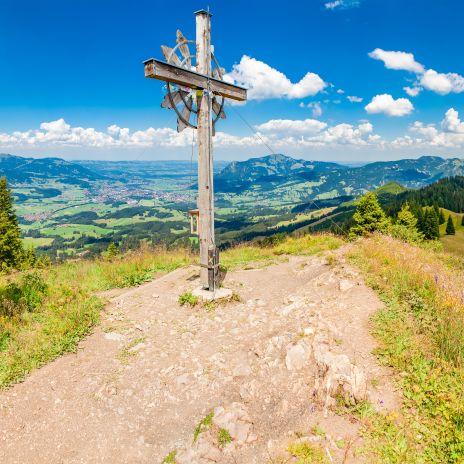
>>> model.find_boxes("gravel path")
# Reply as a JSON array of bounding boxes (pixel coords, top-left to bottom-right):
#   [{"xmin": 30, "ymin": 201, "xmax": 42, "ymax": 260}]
[{"xmin": 0, "ymin": 251, "xmax": 398, "ymax": 463}]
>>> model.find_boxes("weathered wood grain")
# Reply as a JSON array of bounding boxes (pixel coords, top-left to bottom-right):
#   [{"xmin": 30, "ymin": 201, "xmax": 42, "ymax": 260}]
[{"xmin": 144, "ymin": 59, "xmax": 247, "ymax": 101}]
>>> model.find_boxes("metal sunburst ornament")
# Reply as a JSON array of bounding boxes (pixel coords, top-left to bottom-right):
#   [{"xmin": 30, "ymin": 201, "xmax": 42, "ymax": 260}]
[{"xmin": 160, "ymin": 30, "xmax": 226, "ymax": 133}]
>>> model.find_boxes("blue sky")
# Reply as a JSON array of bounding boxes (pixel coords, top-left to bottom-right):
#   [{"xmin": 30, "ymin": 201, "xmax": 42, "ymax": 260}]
[{"xmin": 1, "ymin": 0, "xmax": 464, "ymax": 162}]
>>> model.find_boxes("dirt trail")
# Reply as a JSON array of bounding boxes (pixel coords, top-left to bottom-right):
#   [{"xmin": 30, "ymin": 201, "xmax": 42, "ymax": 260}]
[{"xmin": 0, "ymin": 251, "xmax": 398, "ymax": 463}]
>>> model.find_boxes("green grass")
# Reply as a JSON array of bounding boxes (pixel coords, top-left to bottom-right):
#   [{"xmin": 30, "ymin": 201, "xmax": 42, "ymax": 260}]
[
  {"xmin": 217, "ymin": 428, "xmax": 232, "ymax": 448},
  {"xmin": 193, "ymin": 411, "xmax": 214, "ymax": 443},
  {"xmin": 287, "ymin": 441, "xmax": 328, "ymax": 463},
  {"xmin": 221, "ymin": 233, "xmax": 344, "ymax": 270},
  {"xmin": 0, "ymin": 246, "xmax": 192, "ymax": 388},
  {"xmin": 161, "ymin": 450, "xmax": 177, "ymax": 464},
  {"xmin": 439, "ymin": 209, "xmax": 464, "ymax": 256},
  {"xmin": 349, "ymin": 235, "xmax": 464, "ymax": 463},
  {"xmin": 178, "ymin": 292, "xmax": 198, "ymax": 307}
]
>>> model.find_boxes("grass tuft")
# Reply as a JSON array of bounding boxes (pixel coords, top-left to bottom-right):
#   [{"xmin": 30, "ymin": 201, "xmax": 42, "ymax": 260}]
[
  {"xmin": 217, "ymin": 428, "xmax": 232, "ymax": 448},
  {"xmin": 178, "ymin": 292, "xmax": 198, "ymax": 307},
  {"xmin": 193, "ymin": 411, "xmax": 214, "ymax": 443},
  {"xmin": 161, "ymin": 449, "xmax": 177, "ymax": 464},
  {"xmin": 287, "ymin": 441, "xmax": 328, "ymax": 463}
]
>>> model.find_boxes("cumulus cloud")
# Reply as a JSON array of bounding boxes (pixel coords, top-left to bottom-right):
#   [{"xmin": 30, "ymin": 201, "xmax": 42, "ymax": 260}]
[
  {"xmin": 441, "ymin": 108, "xmax": 464, "ymax": 133},
  {"xmin": 419, "ymin": 69, "xmax": 464, "ymax": 95},
  {"xmin": 224, "ymin": 55, "xmax": 327, "ymax": 101},
  {"xmin": 256, "ymin": 118, "xmax": 327, "ymax": 135},
  {"xmin": 347, "ymin": 95, "xmax": 363, "ymax": 103},
  {"xmin": 365, "ymin": 94, "xmax": 414, "ymax": 117},
  {"xmin": 392, "ymin": 108, "xmax": 464, "ymax": 149},
  {"xmin": 368, "ymin": 48, "xmax": 424, "ymax": 74},
  {"xmin": 369, "ymin": 48, "xmax": 464, "ymax": 96},
  {"xmin": 5, "ymin": 112, "xmax": 464, "ymax": 154}
]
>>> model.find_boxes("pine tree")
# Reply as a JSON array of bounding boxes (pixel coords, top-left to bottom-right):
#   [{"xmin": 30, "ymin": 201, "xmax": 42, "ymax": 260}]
[
  {"xmin": 0, "ymin": 177, "xmax": 25, "ymax": 271},
  {"xmin": 415, "ymin": 206, "xmax": 425, "ymax": 232},
  {"xmin": 396, "ymin": 203, "xmax": 417, "ymax": 229},
  {"xmin": 446, "ymin": 215, "xmax": 456, "ymax": 235},
  {"xmin": 422, "ymin": 207, "xmax": 440, "ymax": 240},
  {"xmin": 349, "ymin": 192, "xmax": 390, "ymax": 238},
  {"xmin": 439, "ymin": 209, "xmax": 446, "ymax": 225}
]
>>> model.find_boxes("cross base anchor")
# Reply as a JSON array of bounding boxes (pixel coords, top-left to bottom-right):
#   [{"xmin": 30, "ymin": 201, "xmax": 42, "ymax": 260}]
[{"xmin": 192, "ymin": 286, "xmax": 233, "ymax": 302}]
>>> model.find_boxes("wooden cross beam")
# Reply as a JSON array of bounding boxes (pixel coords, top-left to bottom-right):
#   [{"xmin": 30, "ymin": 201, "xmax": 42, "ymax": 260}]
[{"xmin": 143, "ymin": 59, "xmax": 247, "ymax": 101}]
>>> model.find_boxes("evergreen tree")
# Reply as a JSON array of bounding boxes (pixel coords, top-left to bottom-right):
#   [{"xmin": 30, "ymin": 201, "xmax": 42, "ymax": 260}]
[
  {"xmin": 0, "ymin": 177, "xmax": 25, "ymax": 270},
  {"xmin": 396, "ymin": 203, "xmax": 417, "ymax": 229},
  {"xmin": 349, "ymin": 192, "xmax": 390, "ymax": 238},
  {"xmin": 415, "ymin": 206, "xmax": 425, "ymax": 232},
  {"xmin": 389, "ymin": 202, "xmax": 424, "ymax": 243},
  {"xmin": 439, "ymin": 209, "xmax": 446, "ymax": 225},
  {"xmin": 422, "ymin": 207, "xmax": 440, "ymax": 240},
  {"xmin": 446, "ymin": 215, "xmax": 456, "ymax": 235}
]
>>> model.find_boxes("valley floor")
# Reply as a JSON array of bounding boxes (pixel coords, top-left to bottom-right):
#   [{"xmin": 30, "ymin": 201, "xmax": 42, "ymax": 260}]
[{"xmin": 0, "ymin": 248, "xmax": 398, "ymax": 463}]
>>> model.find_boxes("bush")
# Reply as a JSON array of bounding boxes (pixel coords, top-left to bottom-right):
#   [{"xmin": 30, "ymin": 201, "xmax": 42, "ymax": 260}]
[
  {"xmin": 0, "ymin": 272, "xmax": 48, "ymax": 317},
  {"xmin": 258, "ymin": 233, "xmax": 286, "ymax": 248},
  {"xmin": 388, "ymin": 223, "xmax": 424, "ymax": 244}
]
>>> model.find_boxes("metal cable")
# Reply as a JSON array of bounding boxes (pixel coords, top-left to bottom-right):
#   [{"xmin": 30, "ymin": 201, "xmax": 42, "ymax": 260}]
[{"xmin": 225, "ymin": 101, "xmax": 349, "ymax": 237}]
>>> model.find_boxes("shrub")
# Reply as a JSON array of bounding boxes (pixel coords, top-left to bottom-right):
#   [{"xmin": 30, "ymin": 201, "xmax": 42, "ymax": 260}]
[{"xmin": 0, "ymin": 272, "xmax": 48, "ymax": 317}]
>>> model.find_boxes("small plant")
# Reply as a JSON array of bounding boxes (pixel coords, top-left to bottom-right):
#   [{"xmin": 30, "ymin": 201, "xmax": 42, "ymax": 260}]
[
  {"xmin": 193, "ymin": 411, "xmax": 214, "ymax": 443},
  {"xmin": 203, "ymin": 300, "xmax": 216, "ymax": 312},
  {"xmin": 179, "ymin": 292, "xmax": 198, "ymax": 307},
  {"xmin": 117, "ymin": 337, "xmax": 145, "ymax": 364},
  {"xmin": 161, "ymin": 450, "xmax": 177, "ymax": 464},
  {"xmin": 335, "ymin": 439, "xmax": 346, "ymax": 449},
  {"xmin": 287, "ymin": 441, "xmax": 328, "ymax": 463},
  {"xmin": 217, "ymin": 428, "xmax": 232, "ymax": 448},
  {"xmin": 310, "ymin": 424, "xmax": 326, "ymax": 438}
]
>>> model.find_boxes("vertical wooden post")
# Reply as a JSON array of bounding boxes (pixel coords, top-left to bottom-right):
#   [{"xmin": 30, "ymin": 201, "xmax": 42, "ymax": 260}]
[{"xmin": 195, "ymin": 9, "xmax": 216, "ymax": 290}]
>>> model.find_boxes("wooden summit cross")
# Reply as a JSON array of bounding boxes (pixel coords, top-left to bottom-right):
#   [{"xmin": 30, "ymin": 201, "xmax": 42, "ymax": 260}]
[{"xmin": 143, "ymin": 9, "xmax": 247, "ymax": 292}]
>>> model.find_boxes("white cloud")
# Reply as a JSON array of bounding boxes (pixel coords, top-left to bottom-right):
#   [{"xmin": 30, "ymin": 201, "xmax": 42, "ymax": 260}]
[
  {"xmin": 368, "ymin": 48, "xmax": 424, "ymax": 74},
  {"xmin": 309, "ymin": 102, "xmax": 323, "ymax": 118},
  {"xmin": 224, "ymin": 55, "xmax": 327, "ymax": 100},
  {"xmin": 299, "ymin": 101, "xmax": 323, "ymax": 117},
  {"xmin": 419, "ymin": 69, "xmax": 464, "ymax": 95},
  {"xmin": 347, "ymin": 95, "xmax": 363, "ymax": 102},
  {"xmin": 392, "ymin": 108, "xmax": 464, "ymax": 149},
  {"xmin": 337, "ymin": 89, "xmax": 345, "ymax": 94},
  {"xmin": 325, "ymin": 0, "xmax": 361, "ymax": 10},
  {"xmin": 369, "ymin": 48, "xmax": 464, "ymax": 97},
  {"xmin": 5, "ymin": 111, "xmax": 464, "ymax": 154},
  {"xmin": 365, "ymin": 94, "xmax": 414, "ymax": 117},
  {"xmin": 441, "ymin": 108, "xmax": 464, "ymax": 133},
  {"xmin": 256, "ymin": 118, "xmax": 327, "ymax": 135},
  {"xmin": 403, "ymin": 86, "xmax": 421, "ymax": 97}
]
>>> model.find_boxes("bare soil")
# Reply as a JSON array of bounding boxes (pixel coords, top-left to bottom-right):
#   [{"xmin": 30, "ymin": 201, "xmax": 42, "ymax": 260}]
[{"xmin": 0, "ymin": 250, "xmax": 399, "ymax": 463}]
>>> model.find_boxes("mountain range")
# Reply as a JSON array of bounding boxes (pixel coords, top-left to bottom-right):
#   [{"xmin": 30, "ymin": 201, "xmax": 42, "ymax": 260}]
[
  {"xmin": 216, "ymin": 154, "xmax": 464, "ymax": 199},
  {"xmin": 2, "ymin": 153, "xmax": 464, "ymax": 204},
  {"xmin": 0, "ymin": 153, "xmax": 103, "ymax": 187}
]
